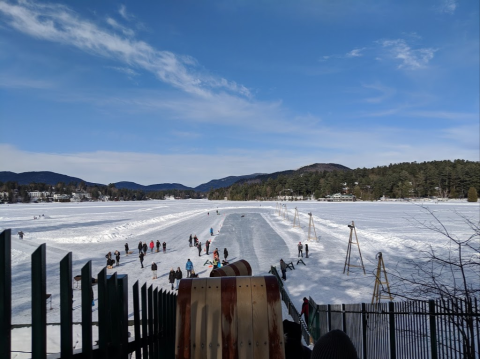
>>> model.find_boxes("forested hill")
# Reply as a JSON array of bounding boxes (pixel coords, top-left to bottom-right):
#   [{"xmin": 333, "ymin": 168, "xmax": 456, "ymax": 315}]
[
  {"xmin": 208, "ymin": 160, "xmax": 480, "ymax": 201},
  {"xmin": 236, "ymin": 163, "xmax": 351, "ymax": 185}
]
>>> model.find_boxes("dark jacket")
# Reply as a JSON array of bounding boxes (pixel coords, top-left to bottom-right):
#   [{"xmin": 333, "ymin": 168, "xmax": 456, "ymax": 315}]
[
  {"xmin": 125, "ymin": 244, "xmax": 129, "ymax": 251},
  {"xmin": 151, "ymin": 263, "xmax": 157, "ymax": 271},
  {"xmin": 139, "ymin": 253, "xmax": 144, "ymax": 262},
  {"xmin": 156, "ymin": 240, "xmax": 160, "ymax": 249},
  {"xmin": 168, "ymin": 270, "xmax": 175, "ymax": 283},
  {"xmin": 280, "ymin": 260, "xmax": 287, "ymax": 271},
  {"xmin": 138, "ymin": 242, "xmax": 143, "ymax": 250},
  {"xmin": 224, "ymin": 248, "xmax": 228, "ymax": 257},
  {"xmin": 175, "ymin": 269, "xmax": 183, "ymax": 280},
  {"xmin": 142, "ymin": 243, "xmax": 147, "ymax": 252}
]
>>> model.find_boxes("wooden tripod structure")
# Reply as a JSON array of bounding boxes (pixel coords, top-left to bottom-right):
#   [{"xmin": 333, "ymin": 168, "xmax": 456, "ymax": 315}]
[
  {"xmin": 343, "ymin": 221, "xmax": 366, "ymax": 275},
  {"xmin": 283, "ymin": 204, "xmax": 289, "ymax": 221},
  {"xmin": 307, "ymin": 212, "xmax": 318, "ymax": 241},
  {"xmin": 371, "ymin": 252, "xmax": 393, "ymax": 304},
  {"xmin": 276, "ymin": 202, "xmax": 280, "ymax": 216},
  {"xmin": 293, "ymin": 207, "xmax": 301, "ymax": 228}
]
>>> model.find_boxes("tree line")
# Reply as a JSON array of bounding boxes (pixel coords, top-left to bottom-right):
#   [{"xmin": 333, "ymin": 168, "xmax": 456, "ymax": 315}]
[
  {"xmin": 208, "ymin": 160, "xmax": 480, "ymax": 201},
  {"xmin": 0, "ymin": 181, "xmax": 203, "ymax": 203}
]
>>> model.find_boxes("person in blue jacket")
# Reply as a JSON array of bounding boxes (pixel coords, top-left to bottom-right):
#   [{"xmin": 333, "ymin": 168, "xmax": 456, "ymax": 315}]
[
  {"xmin": 210, "ymin": 227, "xmax": 214, "ymax": 236},
  {"xmin": 185, "ymin": 259, "xmax": 193, "ymax": 278}
]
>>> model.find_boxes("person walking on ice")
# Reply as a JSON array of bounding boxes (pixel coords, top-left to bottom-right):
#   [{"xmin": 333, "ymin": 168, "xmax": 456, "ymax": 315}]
[
  {"xmin": 151, "ymin": 262, "xmax": 158, "ymax": 279},
  {"xmin": 224, "ymin": 248, "xmax": 229, "ymax": 260},
  {"xmin": 142, "ymin": 242, "xmax": 148, "ymax": 255},
  {"xmin": 280, "ymin": 259, "xmax": 287, "ymax": 280},
  {"xmin": 298, "ymin": 242, "xmax": 303, "ymax": 257},
  {"xmin": 138, "ymin": 241, "xmax": 143, "ymax": 254},
  {"xmin": 189, "ymin": 235, "xmax": 193, "ymax": 247},
  {"xmin": 197, "ymin": 241, "xmax": 202, "ymax": 256},
  {"xmin": 305, "ymin": 243, "xmax": 309, "ymax": 258},
  {"xmin": 300, "ymin": 297, "xmax": 309, "ymax": 321},
  {"xmin": 156, "ymin": 240, "xmax": 160, "ymax": 252},
  {"xmin": 162, "ymin": 241, "xmax": 166, "ymax": 253},
  {"xmin": 206, "ymin": 240, "xmax": 210, "ymax": 255},
  {"xmin": 149, "ymin": 240, "xmax": 154, "ymax": 253},
  {"xmin": 210, "ymin": 227, "xmax": 214, "ymax": 236},
  {"xmin": 139, "ymin": 252, "xmax": 144, "ymax": 268},
  {"xmin": 168, "ymin": 268, "xmax": 175, "ymax": 290},
  {"xmin": 115, "ymin": 250, "xmax": 120, "ymax": 266},
  {"xmin": 186, "ymin": 259, "xmax": 193, "ymax": 278},
  {"xmin": 175, "ymin": 267, "xmax": 183, "ymax": 290},
  {"xmin": 124, "ymin": 243, "xmax": 129, "ymax": 256}
]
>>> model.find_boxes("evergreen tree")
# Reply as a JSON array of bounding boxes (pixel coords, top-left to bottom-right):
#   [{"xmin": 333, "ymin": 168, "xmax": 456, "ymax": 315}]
[{"xmin": 467, "ymin": 187, "xmax": 478, "ymax": 202}]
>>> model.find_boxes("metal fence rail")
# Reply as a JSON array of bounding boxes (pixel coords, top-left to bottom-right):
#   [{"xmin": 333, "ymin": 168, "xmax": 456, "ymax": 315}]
[
  {"xmin": 1, "ymin": 229, "xmax": 177, "ymax": 359},
  {"xmin": 270, "ymin": 262, "xmax": 479, "ymax": 359}
]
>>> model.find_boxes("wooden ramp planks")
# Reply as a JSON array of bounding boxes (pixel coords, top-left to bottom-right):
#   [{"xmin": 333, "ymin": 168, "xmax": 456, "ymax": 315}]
[{"xmin": 176, "ymin": 275, "xmax": 285, "ymax": 359}]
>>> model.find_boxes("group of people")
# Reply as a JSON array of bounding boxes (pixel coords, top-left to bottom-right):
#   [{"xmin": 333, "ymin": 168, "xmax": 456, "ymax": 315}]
[
  {"xmin": 131, "ymin": 240, "xmax": 167, "ymax": 269},
  {"xmin": 105, "ymin": 250, "xmax": 121, "ymax": 267},
  {"xmin": 279, "ymin": 241, "xmax": 310, "ymax": 281}
]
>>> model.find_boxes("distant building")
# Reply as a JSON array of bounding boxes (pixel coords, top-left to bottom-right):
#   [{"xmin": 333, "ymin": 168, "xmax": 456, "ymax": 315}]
[
  {"xmin": 277, "ymin": 195, "xmax": 304, "ymax": 201},
  {"xmin": 28, "ymin": 191, "xmax": 50, "ymax": 201},
  {"xmin": 320, "ymin": 193, "xmax": 356, "ymax": 202},
  {"xmin": 71, "ymin": 191, "xmax": 91, "ymax": 202},
  {"xmin": 53, "ymin": 194, "xmax": 70, "ymax": 202}
]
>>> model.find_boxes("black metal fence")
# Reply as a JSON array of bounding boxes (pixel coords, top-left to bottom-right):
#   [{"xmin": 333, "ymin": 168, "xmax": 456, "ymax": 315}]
[
  {"xmin": 1, "ymin": 229, "xmax": 177, "ymax": 359},
  {"xmin": 270, "ymin": 265, "xmax": 479, "ymax": 359}
]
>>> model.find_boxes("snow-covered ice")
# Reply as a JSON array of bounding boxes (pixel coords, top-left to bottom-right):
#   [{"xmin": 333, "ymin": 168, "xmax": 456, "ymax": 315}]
[{"xmin": 2, "ymin": 200, "xmax": 478, "ymax": 356}]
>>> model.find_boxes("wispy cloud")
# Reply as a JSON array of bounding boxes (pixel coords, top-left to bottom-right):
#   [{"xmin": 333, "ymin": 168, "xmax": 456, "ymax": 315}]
[
  {"xmin": 437, "ymin": 0, "xmax": 457, "ymax": 15},
  {"xmin": 0, "ymin": 0, "xmax": 251, "ymax": 99},
  {"xmin": 118, "ymin": 5, "xmax": 130, "ymax": 21},
  {"xmin": 408, "ymin": 111, "xmax": 478, "ymax": 121},
  {"xmin": 380, "ymin": 39, "xmax": 437, "ymax": 70},
  {"xmin": 0, "ymin": 75, "xmax": 54, "ymax": 89},
  {"xmin": 106, "ymin": 17, "xmax": 134, "ymax": 37},
  {"xmin": 346, "ymin": 47, "xmax": 366, "ymax": 57},
  {"xmin": 361, "ymin": 83, "xmax": 396, "ymax": 104},
  {"xmin": 107, "ymin": 66, "xmax": 140, "ymax": 78}
]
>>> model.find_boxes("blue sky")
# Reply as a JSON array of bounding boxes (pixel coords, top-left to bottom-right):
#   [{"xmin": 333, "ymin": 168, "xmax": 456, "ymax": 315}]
[{"xmin": 0, "ymin": 0, "xmax": 478, "ymax": 187}]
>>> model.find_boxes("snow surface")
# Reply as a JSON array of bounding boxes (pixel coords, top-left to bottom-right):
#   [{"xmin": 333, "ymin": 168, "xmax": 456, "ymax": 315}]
[{"xmin": 2, "ymin": 200, "xmax": 478, "ymax": 356}]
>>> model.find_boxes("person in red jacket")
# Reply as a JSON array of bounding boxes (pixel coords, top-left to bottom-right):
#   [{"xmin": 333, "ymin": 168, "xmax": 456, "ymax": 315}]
[
  {"xmin": 149, "ymin": 240, "xmax": 154, "ymax": 253},
  {"xmin": 300, "ymin": 297, "xmax": 309, "ymax": 322}
]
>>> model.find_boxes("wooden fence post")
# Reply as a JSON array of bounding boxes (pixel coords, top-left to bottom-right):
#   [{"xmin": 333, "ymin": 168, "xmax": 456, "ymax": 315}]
[
  {"xmin": 81, "ymin": 261, "xmax": 93, "ymax": 359},
  {"xmin": 0, "ymin": 229, "xmax": 11, "ymax": 359},
  {"xmin": 60, "ymin": 252, "xmax": 73, "ymax": 359},
  {"xmin": 32, "ymin": 243, "xmax": 47, "ymax": 359}
]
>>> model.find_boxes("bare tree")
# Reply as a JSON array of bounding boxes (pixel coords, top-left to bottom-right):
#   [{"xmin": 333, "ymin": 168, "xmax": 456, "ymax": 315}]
[{"xmin": 387, "ymin": 205, "xmax": 479, "ymax": 358}]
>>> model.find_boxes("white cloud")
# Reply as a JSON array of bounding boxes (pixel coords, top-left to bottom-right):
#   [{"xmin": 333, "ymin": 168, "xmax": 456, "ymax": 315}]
[
  {"xmin": 106, "ymin": 17, "xmax": 135, "ymax": 37},
  {"xmin": 362, "ymin": 83, "xmax": 396, "ymax": 104},
  {"xmin": 107, "ymin": 66, "xmax": 140, "ymax": 78},
  {"xmin": 381, "ymin": 39, "xmax": 437, "ymax": 70},
  {"xmin": 346, "ymin": 47, "xmax": 366, "ymax": 57},
  {"xmin": 0, "ymin": 0, "xmax": 251, "ymax": 99},
  {"xmin": 118, "ymin": 5, "xmax": 130, "ymax": 21},
  {"xmin": 438, "ymin": 0, "xmax": 457, "ymax": 15}
]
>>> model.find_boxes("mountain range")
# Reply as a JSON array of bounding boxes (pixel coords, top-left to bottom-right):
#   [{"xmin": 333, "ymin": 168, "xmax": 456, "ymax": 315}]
[{"xmin": 0, "ymin": 163, "xmax": 350, "ymax": 192}]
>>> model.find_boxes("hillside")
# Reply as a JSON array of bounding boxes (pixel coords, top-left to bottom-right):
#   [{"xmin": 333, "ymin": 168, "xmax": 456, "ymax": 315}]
[
  {"xmin": 193, "ymin": 173, "xmax": 264, "ymax": 192},
  {"xmin": 114, "ymin": 181, "xmax": 193, "ymax": 192},
  {"xmin": 0, "ymin": 171, "xmax": 99, "ymax": 186}
]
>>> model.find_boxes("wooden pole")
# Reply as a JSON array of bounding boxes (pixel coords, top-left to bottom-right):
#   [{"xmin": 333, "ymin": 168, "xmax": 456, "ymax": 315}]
[
  {"xmin": 371, "ymin": 252, "xmax": 393, "ymax": 304},
  {"xmin": 307, "ymin": 213, "xmax": 318, "ymax": 241},
  {"xmin": 343, "ymin": 221, "xmax": 366, "ymax": 275},
  {"xmin": 293, "ymin": 207, "xmax": 301, "ymax": 228}
]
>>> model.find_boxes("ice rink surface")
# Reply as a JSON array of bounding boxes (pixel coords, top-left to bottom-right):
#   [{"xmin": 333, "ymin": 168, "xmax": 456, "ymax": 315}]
[{"xmin": 1, "ymin": 199, "xmax": 478, "ymax": 327}]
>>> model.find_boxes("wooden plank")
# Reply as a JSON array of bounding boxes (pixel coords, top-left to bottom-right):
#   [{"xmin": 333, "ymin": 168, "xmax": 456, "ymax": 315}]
[
  {"xmin": 190, "ymin": 278, "xmax": 207, "ymax": 359},
  {"xmin": 60, "ymin": 253, "xmax": 73, "ymax": 359},
  {"xmin": 32, "ymin": 244, "xmax": 47, "ymax": 359},
  {"xmin": 251, "ymin": 277, "xmax": 269, "ymax": 358},
  {"xmin": 236, "ymin": 277, "xmax": 253, "ymax": 359},
  {"xmin": 0, "ymin": 229, "xmax": 11, "ymax": 359},
  {"xmin": 176, "ymin": 279, "xmax": 193, "ymax": 359},
  {"xmin": 264, "ymin": 276, "xmax": 285, "ymax": 359},
  {"xmin": 221, "ymin": 277, "xmax": 238, "ymax": 359},
  {"xmin": 205, "ymin": 277, "xmax": 222, "ymax": 359}
]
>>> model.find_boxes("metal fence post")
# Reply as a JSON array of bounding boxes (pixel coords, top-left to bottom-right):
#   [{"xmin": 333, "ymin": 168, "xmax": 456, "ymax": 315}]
[
  {"xmin": 60, "ymin": 252, "xmax": 73, "ymax": 359},
  {"xmin": 32, "ymin": 243, "xmax": 47, "ymax": 359},
  {"xmin": 389, "ymin": 301, "xmax": 396, "ymax": 359},
  {"xmin": 342, "ymin": 303, "xmax": 346, "ymax": 333},
  {"xmin": 108, "ymin": 273, "xmax": 120, "ymax": 357},
  {"xmin": 142, "ymin": 283, "xmax": 148, "ymax": 359},
  {"xmin": 0, "ymin": 229, "xmax": 12, "ymax": 359},
  {"xmin": 361, "ymin": 303, "xmax": 367, "ymax": 359},
  {"xmin": 327, "ymin": 304, "xmax": 332, "ymax": 332},
  {"xmin": 429, "ymin": 299, "xmax": 438, "ymax": 359}
]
